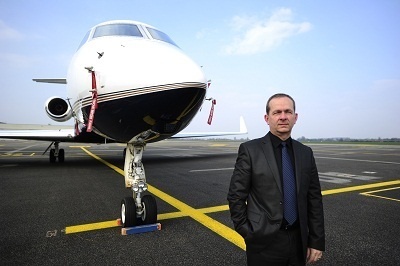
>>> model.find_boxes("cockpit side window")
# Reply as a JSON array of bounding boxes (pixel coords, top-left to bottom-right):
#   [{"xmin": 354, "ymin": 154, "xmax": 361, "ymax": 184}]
[
  {"xmin": 77, "ymin": 30, "xmax": 91, "ymax": 50},
  {"xmin": 93, "ymin": 24, "xmax": 143, "ymax": 38},
  {"xmin": 146, "ymin": 27, "xmax": 178, "ymax": 47}
]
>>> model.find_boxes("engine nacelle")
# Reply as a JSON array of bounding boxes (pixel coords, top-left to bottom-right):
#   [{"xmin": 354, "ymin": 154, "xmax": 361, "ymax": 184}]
[{"xmin": 45, "ymin": 97, "xmax": 73, "ymax": 122}]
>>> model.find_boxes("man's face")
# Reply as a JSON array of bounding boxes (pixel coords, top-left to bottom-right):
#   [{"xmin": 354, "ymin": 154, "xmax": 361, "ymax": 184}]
[{"xmin": 264, "ymin": 97, "xmax": 298, "ymax": 140}]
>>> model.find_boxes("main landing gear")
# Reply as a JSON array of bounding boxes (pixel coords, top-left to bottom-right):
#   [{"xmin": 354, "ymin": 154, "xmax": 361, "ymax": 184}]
[
  {"xmin": 121, "ymin": 131, "xmax": 158, "ymax": 228},
  {"xmin": 44, "ymin": 141, "xmax": 65, "ymax": 163}
]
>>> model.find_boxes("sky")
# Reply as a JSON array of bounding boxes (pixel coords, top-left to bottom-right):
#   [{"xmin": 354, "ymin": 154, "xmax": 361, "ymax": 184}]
[{"xmin": 0, "ymin": 0, "xmax": 399, "ymax": 140}]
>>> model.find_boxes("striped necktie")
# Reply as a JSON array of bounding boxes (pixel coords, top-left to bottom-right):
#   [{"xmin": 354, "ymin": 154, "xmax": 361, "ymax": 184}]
[{"xmin": 282, "ymin": 142, "xmax": 298, "ymax": 225}]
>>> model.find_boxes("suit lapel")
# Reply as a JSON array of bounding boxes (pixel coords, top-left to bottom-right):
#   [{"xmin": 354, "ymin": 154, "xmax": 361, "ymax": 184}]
[{"xmin": 260, "ymin": 135, "xmax": 282, "ymax": 194}]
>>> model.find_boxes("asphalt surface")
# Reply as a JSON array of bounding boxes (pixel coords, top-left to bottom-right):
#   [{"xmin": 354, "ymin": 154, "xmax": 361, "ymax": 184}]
[{"xmin": 0, "ymin": 139, "xmax": 399, "ymax": 265}]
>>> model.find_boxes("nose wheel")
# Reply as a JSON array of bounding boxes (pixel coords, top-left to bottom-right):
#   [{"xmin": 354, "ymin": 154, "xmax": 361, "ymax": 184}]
[
  {"xmin": 140, "ymin": 195, "xmax": 158, "ymax": 224},
  {"xmin": 121, "ymin": 195, "xmax": 158, "ymax": 228},
  {"xmin": 121, "ymin": 197, "xmax": 137, "ymax": 227}
]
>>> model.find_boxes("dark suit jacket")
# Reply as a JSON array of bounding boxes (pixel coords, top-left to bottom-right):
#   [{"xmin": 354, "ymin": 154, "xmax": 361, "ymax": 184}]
[{"xmin": 227, "ymin": 134, "xmax": 325, "ymax": 258}]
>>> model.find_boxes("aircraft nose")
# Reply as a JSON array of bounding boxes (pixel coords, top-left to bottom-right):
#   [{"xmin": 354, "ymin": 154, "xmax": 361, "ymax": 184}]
[{"xmin": 100, "ymin": 41, "xmax": 206, "ymax": 89}]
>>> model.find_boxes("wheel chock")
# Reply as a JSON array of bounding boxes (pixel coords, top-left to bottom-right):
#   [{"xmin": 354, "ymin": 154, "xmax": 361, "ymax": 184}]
[{"xmin": 121, "ymin": 223, "xmax": 162, "ymax": 235}]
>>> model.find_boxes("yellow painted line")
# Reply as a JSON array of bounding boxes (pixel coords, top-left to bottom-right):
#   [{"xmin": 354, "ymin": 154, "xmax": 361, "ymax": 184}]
[
  {"xmin": 360, "ymin": 186, "xmax": 400, "ymax": 202},
  {"xmin": 65, "ymin": 211, "xmax": 189, "ymax": 234},
  {"xmin": 65, "ymin": 206, "xmax": 230, "ymax": 234},
  {"xmin": 362, "ymin": 193, "xmax": 400, "ymax": 202},
  {"xmin": 147, "ymin": 185, "xmax": 245, "ymax": 249},
  {"xmin": 158, "ymin": 211, "xmax": 187, "ymax": 220},
  {"xmin": 199, "ymin": 205, "xmax": 230, "ymax": 213},
  {"xmin": 209, "ymin": 144, "xmax": 227, "ymax": 147},
  {"xmin": 70, "ymin": 145, "xmax": 91, "ymax": 148},
  {"xmin": 66, "ymin": 220, "xmax": 119, "ymax": 234},
  {"xmin": 79, "ymin": 147, "xmax": 246, "ymax": 250},
  {"xmin": 157, "ymin": 205, "xmax": 230, "ymax": 220},
  {"xmin": 64, "ymin": 213, "xmax": 186, "ymax": 234},
  {"xmin": 81, "ymin": 147, "xmax": 124, "ymax": 175},
  {"xmin": 322, "ymin": 180, "xmax": 400, "ymax": 195},
  {"xmin": 361, "ymin": 186, "xmax": 400, "ymax": 194}
]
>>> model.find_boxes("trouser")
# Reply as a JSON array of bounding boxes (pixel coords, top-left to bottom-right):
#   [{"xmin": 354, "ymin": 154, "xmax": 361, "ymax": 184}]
[{"xmin": 246, "ymin": 228, "xmax": 304, "ymax": 266}]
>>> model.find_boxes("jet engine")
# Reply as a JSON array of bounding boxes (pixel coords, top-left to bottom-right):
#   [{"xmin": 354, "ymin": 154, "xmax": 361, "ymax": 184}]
[{"xmin": 45, "ymin": 97, "xmax": 73, "ymax": 122}]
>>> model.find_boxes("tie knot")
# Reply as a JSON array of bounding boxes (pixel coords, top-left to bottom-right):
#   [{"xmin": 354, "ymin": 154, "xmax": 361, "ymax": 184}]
[{"xmin": 281, "ymin": 142, "xmax": 287, "ymax": 148}]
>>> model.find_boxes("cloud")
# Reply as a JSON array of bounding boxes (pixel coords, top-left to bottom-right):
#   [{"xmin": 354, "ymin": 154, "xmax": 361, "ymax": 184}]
[
  {"xmin": 0, "ymin": 20, "xmax": 24, "ymax": 41},
  {"xmin": 223, "ymin": 8, "xmax": 312, "ymax": 55}
]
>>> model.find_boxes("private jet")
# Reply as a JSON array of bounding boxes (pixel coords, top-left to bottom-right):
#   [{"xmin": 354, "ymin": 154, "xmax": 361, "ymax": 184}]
[{"xmin": 0, "ymin": 20, "xmax": 247, "ymax": 228}]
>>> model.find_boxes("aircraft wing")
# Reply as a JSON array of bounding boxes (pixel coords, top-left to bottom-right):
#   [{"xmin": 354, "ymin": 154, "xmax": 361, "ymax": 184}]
[
  {"xmin": 172, "ymin": 116, "xmax": 248, "ymax": 139},
  {"xmin": 0, "ymin": 124, "xmax": 75, "ymax": 142}
]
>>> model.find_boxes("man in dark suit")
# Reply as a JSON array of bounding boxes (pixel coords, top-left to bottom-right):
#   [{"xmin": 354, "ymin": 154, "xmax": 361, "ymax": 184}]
[{"xmin": 227, "ymin": 93, "xmax": 325, "ymax": 265}]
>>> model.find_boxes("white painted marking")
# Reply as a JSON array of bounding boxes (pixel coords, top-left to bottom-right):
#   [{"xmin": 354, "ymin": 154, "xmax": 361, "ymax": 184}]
[
  {"xmin": 189, "ymin": 167, "xmax": 234, "ymax": 173},
  {"xmin": 315, "ymin": 156, "xmax": 400, "ymax": 165},
  {"xmin": 319, "ymin": 175, "xmax": 351, "ymax": 184},
  {"xmin": 322, "ymin": 172, "xmax": 381, "ymax": 181},
  {"xmin": 319, "ymin": 172, "xmax": 382, "ymax": 184},
  {"xmin": 8, "ymin": 144, "xmax": 39, "ymax": 154},
  {"xmin": 46, "ymin": 230, "xmax": 58, "ymax": 238}
]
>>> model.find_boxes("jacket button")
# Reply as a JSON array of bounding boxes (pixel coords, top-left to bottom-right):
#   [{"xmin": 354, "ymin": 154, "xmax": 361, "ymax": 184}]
[{"xmin": 279, "ymin": 201, "xmax": 283, "ymax": 205}]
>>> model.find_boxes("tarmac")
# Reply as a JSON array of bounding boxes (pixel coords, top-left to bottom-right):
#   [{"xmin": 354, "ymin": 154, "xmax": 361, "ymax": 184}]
[{"xmin": 0, "ymin": 139, "xmax": 399, "ymax": 265}]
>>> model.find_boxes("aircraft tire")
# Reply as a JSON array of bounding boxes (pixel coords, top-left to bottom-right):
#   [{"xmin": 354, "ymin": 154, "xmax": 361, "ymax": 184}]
[
  {"xmin": 121, "ymin": 197, "xmax": 137, "ymax": 228},
  {"xmin": 58, "ymin": 149, "xmax": 65, "ymax": 163},
  {"xmin": 140, "ymin": 195, "xmax": 158, "ymax": 225},
  {"xmin": 50, "ymin": 149, "xmax": 56, "ymax": 163}
]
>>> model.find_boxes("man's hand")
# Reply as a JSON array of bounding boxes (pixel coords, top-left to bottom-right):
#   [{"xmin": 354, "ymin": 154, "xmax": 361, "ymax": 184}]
[{"xmin": 306, "ymin": 247, "xmax": 323, "ymax": 264}]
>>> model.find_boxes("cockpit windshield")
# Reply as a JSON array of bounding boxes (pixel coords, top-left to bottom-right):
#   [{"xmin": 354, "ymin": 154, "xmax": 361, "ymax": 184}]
[
  {"xmin": 146, "ymin": 27, "xmax": 178, "ymax": 47},
  {"xmin": 93, "ymin": 24, "xmax": 143, "ymax": 38},
  {"xmin": 77, "ymin": 22, "xmax": 179, "ymax": 50}
]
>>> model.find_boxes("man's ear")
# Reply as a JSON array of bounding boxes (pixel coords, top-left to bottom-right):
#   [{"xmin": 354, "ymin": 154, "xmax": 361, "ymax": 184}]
[{"xmin": 264, "ymin": 114, "xmax": 269, "ymax": 125}]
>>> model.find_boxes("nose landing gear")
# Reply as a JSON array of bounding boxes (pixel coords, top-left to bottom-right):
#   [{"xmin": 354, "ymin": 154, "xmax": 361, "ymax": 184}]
[{"xmin": 120, "ymin": 131, "xmax": 158, "ymax": 228}]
